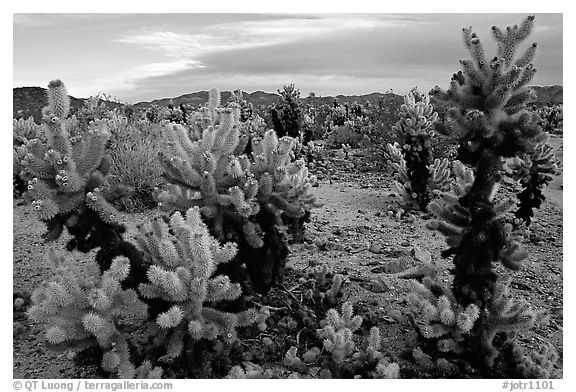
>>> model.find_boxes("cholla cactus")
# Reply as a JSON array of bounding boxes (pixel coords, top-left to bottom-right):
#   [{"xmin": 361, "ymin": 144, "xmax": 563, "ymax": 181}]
[
  {"xmin": 505, "ymin": 133, "xmax": 558, "ymax": 226},
  {"xmin": 317, "ymin": 302, "xmax": 362, "ymax": 363},
  {"xmin": 155, "ymin": 88, "xmax": 319, "ymax": 293},
  {"xmin": 430, "ymin": 16, "xmax": 541, "ymax": 306},
  {"xmin": 387, "ymin": 142, "xmax": 452, "ymax": 208},
  {"xmin": 389, "ymin": 88, "xmax": 439, "ymax": 211},
  {"xmin": 136, "ymin": 206, "xmax": 268, "ymax": 361},
  {"xmin": 26, "ymin": 250, "xmax": 151, "ymax": 378},
  {"xmin": 428, "ymin": 158, "xmax": 452, "ymax": 194},
  {"xmin": 428, "ymin": 16, "xmax": 545, "ymax": 371},
  {"xmin": 20, "ymin": 80, "xmax": 129, "ymax": 243}
]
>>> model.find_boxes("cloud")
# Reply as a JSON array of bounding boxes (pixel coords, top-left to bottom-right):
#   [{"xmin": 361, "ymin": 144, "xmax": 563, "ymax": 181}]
[
  {"xmin": 115, "ymin": 14, "xmax": 403, "ymax": 60},
  {"xmin": 14, "ymin": 13, "xmax": 562, "ymax": 101}
]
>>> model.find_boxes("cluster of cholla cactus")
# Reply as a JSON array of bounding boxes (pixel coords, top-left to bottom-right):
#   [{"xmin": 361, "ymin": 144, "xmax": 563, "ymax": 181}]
[
  {"xmin": 274, "ymin": 302, "xmax": 399, "ymax": 379},
  {"xmin": 27, "ymin": 206, "xmax": 269, "ymax": 378},
  {"xmin": 536, "ymin": 104, "xmax": 562, "ymax": 135},
  {"xmin": 386, "ymin": 88, "xmax": 450, "ymax": 211},
  {"xmin": 18, "ymin": 80, "xmax": 136, "ymax": 274},
  {"xmin": 504, "ymin": 132, "xmax": 558, "ymax": 226},
  {"xmin": 155, "ymin": 88, "xmax": 319, "ymax": 293},
  {"xmin": 426, "ymin": 15, "xmax": 554, "ymax": 372},
  {"xmin": 385, "ymin": 141, "xmax": 451, "ymax": 210}
]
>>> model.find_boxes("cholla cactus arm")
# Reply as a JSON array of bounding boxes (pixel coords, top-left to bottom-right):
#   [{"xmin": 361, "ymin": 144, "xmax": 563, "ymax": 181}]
[
  {"xmin": 428, "ymin": 158, "xmax": 452, "ymax": 194},
  {"xmin": 252, "ymin": 130, "xmax": 320, "ymax": 217}
]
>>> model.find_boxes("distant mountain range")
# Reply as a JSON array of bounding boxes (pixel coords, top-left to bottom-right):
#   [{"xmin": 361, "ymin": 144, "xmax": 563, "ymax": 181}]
[{"xmin": 13, "ymin": 85, "xmax": 563, "ymax": 123}]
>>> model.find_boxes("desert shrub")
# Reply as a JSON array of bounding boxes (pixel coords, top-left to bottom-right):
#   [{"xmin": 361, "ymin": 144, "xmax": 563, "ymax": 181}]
[
  {"xmin": 307, "ymin": 103, "xmax": 333, "ymax": 140},
  {"xmin": 365, "ymin": 96, "xmax": 402, "ymax": 145},
  {"xmin": 326, "ymin": 118, "xmax": 371, "ymax": 148},
  {"xmin": 108, "ymin": 138, "xmax": 164, "ymax": 212},
  {"xmin": 105, "ymin": 115, "xmax": 164, "ymax": 212}
]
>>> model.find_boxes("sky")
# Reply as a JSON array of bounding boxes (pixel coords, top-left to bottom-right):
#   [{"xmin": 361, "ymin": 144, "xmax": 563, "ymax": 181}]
[{"xmin": 13, "ymin": 13, "xmax": 563, "ymax": 103}]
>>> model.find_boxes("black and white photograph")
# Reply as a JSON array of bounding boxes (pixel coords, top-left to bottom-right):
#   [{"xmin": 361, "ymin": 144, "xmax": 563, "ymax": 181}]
[{"xmin": 10, "ymin": 2, "xmax": 567, "ymax": 385}]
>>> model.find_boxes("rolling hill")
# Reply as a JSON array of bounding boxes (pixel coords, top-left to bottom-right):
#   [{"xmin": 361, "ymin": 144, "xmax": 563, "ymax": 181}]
[{"xmin": 13, "ymin": 85, "xmax": 562, "ymax": 123}]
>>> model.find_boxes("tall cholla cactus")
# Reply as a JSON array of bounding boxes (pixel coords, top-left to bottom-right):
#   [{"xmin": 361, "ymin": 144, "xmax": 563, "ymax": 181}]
[
  {"xmin": 388, "ymin": 88, "xmax": 441, "ymax": 211},
  {"xmin": 505, "ymin": 133, "xmax": 558, "ymax": 226},
  {"xmin": 136, "ymin": 206, "xmax": 269, "ymax": 362},
  {"xmin": 428, "ymin": 16, "xmax": 548, "ymax": 370},
  {"xmin": 155, "ymin": 88, "xmax": 319, "ymax": 293},
  {"xmin": 19, "ymin": 80, "xmax": 135, "ymax": 275}
]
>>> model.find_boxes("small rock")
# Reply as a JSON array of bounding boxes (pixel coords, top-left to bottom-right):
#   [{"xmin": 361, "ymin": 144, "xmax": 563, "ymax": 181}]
[
  {"xmin": 359, "ymin": 278, "xmax": 390, "ymax": 293},
  {"xmin": 389, "ymin": 309, "xmax": 403, "ymax": 321},
  {"xmin": 412, "ymin": 246, "xmax": 432, "ymax": 264},
  {"xmin": 368, "ymin": 242, "xmax": 382, "ymax": 254},
  {"xmin": 358, "ymin": 209, "xmax": 366, "ymax": 214},
  {"xmin": 400, "ymin": 240, "xmax": 411, "ymax": 247}
]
